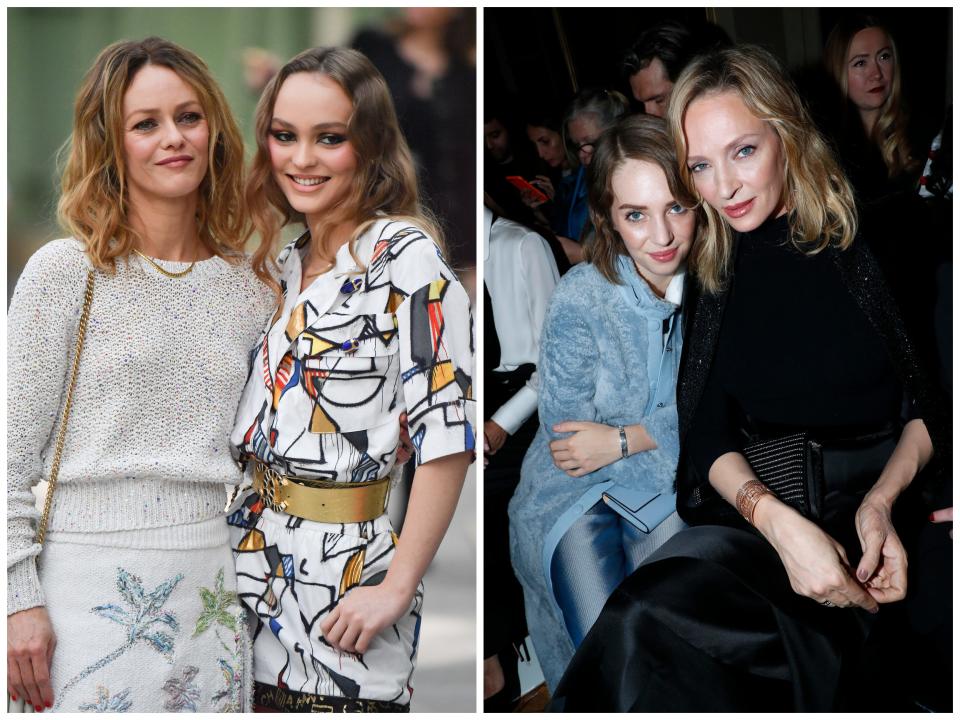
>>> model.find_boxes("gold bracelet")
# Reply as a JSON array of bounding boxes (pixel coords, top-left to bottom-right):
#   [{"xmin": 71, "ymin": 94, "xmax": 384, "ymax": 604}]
[{"xmin": 735, "ymin": 479, "xmax": 774, "ymax": 525}]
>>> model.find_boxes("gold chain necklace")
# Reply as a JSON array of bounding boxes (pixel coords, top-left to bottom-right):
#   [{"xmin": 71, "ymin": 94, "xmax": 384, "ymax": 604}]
[{"xmin": 133, "ymin": 248, "xmax": 196, "ymax": 278}]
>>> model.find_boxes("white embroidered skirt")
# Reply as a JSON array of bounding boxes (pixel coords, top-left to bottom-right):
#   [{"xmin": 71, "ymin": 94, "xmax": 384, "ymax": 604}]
[
  {"xmin": 39, "ymin": 514, "xmax": 251, "ymax": 713},
  {"xmin": 228, "ymin": 489, "xmax": 424, "ymax": 706}
]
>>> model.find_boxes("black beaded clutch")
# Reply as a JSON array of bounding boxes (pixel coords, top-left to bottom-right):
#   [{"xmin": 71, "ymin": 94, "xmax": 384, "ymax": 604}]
[{"xmin": 742, "ymin": 433, "xmax": 824, "ymax": 520}]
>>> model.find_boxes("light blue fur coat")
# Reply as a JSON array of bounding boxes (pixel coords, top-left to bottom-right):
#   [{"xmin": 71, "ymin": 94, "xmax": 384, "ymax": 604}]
[{"xmin": 508, "ymin": 256, "xmax": 683, "ymax": 690}]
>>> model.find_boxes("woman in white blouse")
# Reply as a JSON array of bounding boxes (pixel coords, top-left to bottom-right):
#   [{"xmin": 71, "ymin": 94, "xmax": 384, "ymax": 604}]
[{"xmin": 228, "ymin": 47, "xmax": 474, "ymax": 712}]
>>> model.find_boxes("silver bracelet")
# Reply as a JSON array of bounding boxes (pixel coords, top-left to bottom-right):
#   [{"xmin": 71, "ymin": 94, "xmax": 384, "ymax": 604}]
[{"xmin": 618, "ymin": 425, "xmax": 629, "ymax": 458}]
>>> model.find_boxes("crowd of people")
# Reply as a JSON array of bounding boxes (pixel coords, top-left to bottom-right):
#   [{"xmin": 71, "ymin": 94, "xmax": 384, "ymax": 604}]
[{"xmin": 484, "ymin": 13, "xmax": 951, "ymax": 713}]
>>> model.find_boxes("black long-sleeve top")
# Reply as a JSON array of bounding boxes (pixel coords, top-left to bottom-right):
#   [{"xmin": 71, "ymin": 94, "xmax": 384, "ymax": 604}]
[{"xmin": 687, "ymin": 214, "xmax": 903, "ymax": 482}]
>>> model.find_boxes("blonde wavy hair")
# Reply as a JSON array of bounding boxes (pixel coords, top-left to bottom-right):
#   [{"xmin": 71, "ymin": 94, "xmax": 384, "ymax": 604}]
[
  {"xmin": 247, "ymin": 47, "xmax": 443, "ymax": 297},
  {"xmin": 584, "ymin": 115, "xmax": 700, "ymax": 284},
  {"xmin": 57, "ymin": 37, "xmax": 248, "ymax": 271},
  {"xmin": 668, "ymin": 44, "xmax": 858, "ymax": 294},
  {"xmin": 824, "ymin": 15, "xmax": 918, "ymax": 180}
]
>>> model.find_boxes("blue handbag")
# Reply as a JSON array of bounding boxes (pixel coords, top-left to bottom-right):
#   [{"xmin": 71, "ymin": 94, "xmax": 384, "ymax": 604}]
[{"xmin": 601, "ymin": 485, "xmax": 677, "ymax": 534}]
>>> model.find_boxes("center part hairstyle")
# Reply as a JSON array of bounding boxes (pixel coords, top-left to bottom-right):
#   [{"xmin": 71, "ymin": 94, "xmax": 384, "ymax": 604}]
[
  {"xmin": 668, "ymin": 45, "xmax": 858, "ymax": 294},
  {"xmin": 248, "ymin": 46, "xmax": 442, "ymax": 292},
  {"xmin": 57, "ymin": 36, "xmax": 248, "ymax": 270},
  {"xmin": 823, "ymin": 15, "xmax": 915, "ymax": 179},
  {"xmin": 562, "ymin": 88, "xmax": 631, "ymax": 167},
  {"xmin": 584, "ymin": 114, "xmax": 699, "ymax": 284}
]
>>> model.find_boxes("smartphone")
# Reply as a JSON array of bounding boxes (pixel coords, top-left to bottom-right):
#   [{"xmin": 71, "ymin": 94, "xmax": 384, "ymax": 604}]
[{"xmin": 505, "ymin": 175, "xmax": 548, "ymax": 203}]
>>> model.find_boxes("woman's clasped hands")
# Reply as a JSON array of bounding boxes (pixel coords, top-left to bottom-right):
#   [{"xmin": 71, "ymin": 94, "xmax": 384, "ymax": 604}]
[{"xmin": 752, "ymin": 491, "xmax": 911, "ymax": 613}]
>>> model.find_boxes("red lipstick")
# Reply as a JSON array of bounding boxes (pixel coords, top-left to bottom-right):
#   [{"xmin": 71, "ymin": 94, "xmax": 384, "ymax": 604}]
[{"xmin": 723, "ymin": 198, "xmax": 755, "ymax": 219}]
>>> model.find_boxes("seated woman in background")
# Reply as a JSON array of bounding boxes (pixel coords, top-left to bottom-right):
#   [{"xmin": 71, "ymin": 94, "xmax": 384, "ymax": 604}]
[
  {"xmin": 554, "ymin": 88, "xmax": 631, "ymax": 264},
  {"xmin": 823, "ymin": 14, "xmax": 922, "ymax": 202},
  {"xmin": 824, "ymin": 14, "xmax": 950, "ymax": 412},
  {"xmin": 521, "ymin": 105, "xmax": 577, "ymax": 239},
  {"xmin": 482, "ymin": 198, "xmax": 562, "ymax": 710},
  {"xmin": 509, "ymin": 115, "xmax": 694, "ymax": 691},
  {"xmin": 553, "ymin": 44, "xmax": 948, "ymax": 712}
]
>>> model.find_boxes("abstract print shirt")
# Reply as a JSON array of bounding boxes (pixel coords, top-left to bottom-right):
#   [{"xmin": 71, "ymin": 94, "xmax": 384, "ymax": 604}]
[{"xmin": 231, "ymin": 219, "xmax": 475, "ymax": 483}]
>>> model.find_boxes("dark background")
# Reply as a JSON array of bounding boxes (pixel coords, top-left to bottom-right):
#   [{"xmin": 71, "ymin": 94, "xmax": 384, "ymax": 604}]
[{"xmin": 486, "ymin": 7, "xmax": 952, "ymax": 138}]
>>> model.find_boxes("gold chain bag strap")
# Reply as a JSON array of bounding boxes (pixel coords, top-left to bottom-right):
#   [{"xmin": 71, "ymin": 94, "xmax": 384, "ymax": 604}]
[{"xmin": 36, "ymin": 269, "xmax": 94, "ymax": 544}]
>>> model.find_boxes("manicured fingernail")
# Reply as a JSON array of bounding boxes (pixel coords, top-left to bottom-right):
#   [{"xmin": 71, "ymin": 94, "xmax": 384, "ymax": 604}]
[
  {"xmin": 35, "ymin": 706, "xmax": 42, "ymax": 712},
  {"xmin": 9, "ymin": 695, "xmax": 16, "ymax": 701},
  {"xmin": 857, "ymin": 569, "xmax": 868, "ymax": 581},
  {"xmin": 46, "ymin": 702, "xmax": 53, "ymax": 708},
  {"xmin": 928, "ymin": 513, "xmax": 936, "ymax": 521}
]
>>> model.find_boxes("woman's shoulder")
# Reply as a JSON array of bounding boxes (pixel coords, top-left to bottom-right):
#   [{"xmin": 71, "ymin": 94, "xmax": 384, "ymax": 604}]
[
  {"xmin": 220, "ymin": 251, "xmax": 276, "ymax": 296},
  {"xmin": 17, "ymin": 238, "xmax": 91, "ymax": 288},
  {"xmin": 364, "ymin": 217, "xmax": 455, "ymax": 287},
  {"xmin": 542, "ymin": 263, "xmax": 609, "ymax": 324},
  {"xmin": 552, "ymin": 262, "xmax": 608, "ymax": 300}
]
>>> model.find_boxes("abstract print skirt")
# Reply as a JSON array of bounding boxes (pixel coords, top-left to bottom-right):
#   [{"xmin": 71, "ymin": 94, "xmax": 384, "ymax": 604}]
[
  {"xmin": 39, "ymin": 514, "xmax": 251, "ymax": 713},
  {"xmin": 227, "ymin": 489, "xmax": 423, "ymax": 709}
]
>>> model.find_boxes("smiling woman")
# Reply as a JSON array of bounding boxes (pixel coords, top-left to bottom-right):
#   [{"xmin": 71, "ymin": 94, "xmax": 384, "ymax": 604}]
[
  {"xmin": 508, "ymin": 115, "xmax": 695, "ymax": 690},
  {"xmin": 552, "ymin": 45, "xmax": 948, "ymax": 712},
  {"xmin": 7, "ymin": 36, "xmax": 273, "ymax": 712},
  {"xmin": 230, "ymin": 46, "xmax": 474, "ymax": 713},
  {"xmin": 123, "ymin": 67, "xmax": 210, "ymax": 210}
]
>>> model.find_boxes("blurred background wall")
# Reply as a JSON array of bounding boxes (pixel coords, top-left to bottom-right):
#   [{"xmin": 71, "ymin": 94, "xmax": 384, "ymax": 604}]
[{"xmin": 6, "ymin": 7, "xmax": 476, "ymax": 712}]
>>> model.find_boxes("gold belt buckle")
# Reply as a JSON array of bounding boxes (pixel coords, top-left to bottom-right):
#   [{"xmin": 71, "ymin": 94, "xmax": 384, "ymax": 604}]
[{"xmin": 255, "ymin": 464, "xmax": 289, "ymax": 512}]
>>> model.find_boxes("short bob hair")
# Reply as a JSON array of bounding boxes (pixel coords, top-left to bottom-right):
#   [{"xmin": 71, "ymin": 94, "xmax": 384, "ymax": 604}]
[
  {"xmin": 248, "ymin": 47, "xmax": 442, "ymax": 295},
  {"xmin": 584, "ymin": 114, "xmax": 700, "ymax": 284},
  {"xmin": 57, "ymin": 36, "xmax": 248, "ymax": 271},
  {"xmin": 668, "ymin": 45, "xmax": 857, "ymax": 294},
  {"xmin": 823, "ymin": 15, "xmax": 916, "ymax": 179}
]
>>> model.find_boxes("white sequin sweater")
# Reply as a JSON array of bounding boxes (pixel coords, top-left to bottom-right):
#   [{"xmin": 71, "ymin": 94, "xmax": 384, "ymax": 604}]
[{"xmin": 7, "ymin": 239, "xmax": 275, "ymax": 615}]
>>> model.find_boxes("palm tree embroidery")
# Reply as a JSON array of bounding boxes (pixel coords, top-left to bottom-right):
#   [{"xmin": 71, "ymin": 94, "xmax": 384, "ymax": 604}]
[
  {"xmin": 77, "ymin": 685, "xmax": 133, "ymax": 712},
  {"xmin": 55, "ymin": 567, "xmax": 184, "ymax": 709},
  {"xmin": 193, "ymin": 567, "xmax": 237, "ymax": 637},
  {"xmin": 194, "ymin": 567, "xmax": 243, "ymax": 711},
  {"xmin": 162, "ymin": 665, "xmax": 201, "ymax": 712}
]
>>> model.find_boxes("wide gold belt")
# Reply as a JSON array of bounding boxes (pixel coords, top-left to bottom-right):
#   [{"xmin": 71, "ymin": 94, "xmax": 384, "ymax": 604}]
[{"xmin": 252, "ymin": 463, "xmax": 389, "ymax": 523}]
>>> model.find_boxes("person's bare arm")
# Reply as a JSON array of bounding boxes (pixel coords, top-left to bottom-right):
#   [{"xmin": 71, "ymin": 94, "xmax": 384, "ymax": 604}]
[
  {"xmin": 549, "ymin": 421, "xmax": 657, "ymax": 476},
  {"xmin": 852, "ymin": 418, "xmax": 933, "ymax": 600},
  {"xmin": 556, "ymin": 235, "xmax": 584, "ymax": 265},
  {"xmin": 708, "ymin": 451, "xmax": 879, "ymax": 612},
  {"xmin": 320, "ymin": 451, "xmax": 471, "ymax": 653}
]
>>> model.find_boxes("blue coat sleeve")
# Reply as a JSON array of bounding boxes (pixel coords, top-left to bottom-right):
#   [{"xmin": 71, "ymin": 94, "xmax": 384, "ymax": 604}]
[{"xmin": 538, "ymin": 284, "xmax": 679, "ymax": 495}]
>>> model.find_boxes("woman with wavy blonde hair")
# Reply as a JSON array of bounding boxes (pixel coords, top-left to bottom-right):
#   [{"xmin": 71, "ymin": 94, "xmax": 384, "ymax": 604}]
[
  {"xmin": 229, "ymin": 47, "xmax": 473, "ymax": 712},
  {"xmin": 7, "ymin": 37, "xmax": 273, "ymax": 712},
  {"xmin": 824, "ymin": 15, "xmax": 918, "ymax": 187},
  {"xmin": 667, "ymin": 44, "xmax": 857, "ymax": 294},
  {"xmin": 553, "ymin": 45, "xmax": 947, "ymax": 711}
]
